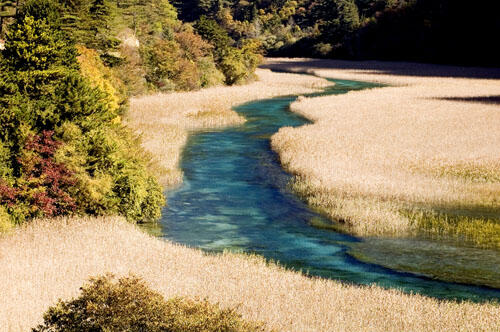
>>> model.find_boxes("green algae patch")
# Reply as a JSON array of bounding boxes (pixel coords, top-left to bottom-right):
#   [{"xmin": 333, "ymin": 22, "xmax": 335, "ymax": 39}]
[
  {"xmin": 349, "ymin": 236, "xmax": 500, "ymax": 290},
  {"xmin": 402, "ymin": 207, "xmax": 500, "ymax": 249}
]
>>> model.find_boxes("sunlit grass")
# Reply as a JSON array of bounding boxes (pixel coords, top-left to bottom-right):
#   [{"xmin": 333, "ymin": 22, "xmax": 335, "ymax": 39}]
[
  {"xmin": 268, "ymin": 58, "xmax": 500, "ymax": 247},
  {"xmin": 126, "ymin": 69, "xmax": 330, "ymax": 187},
  {"xmin": 1, "ymin": 217, "xmax": 499, "ymax": 332},
  {"xmin": 2, "ymin": 62, "xmax": 500, "ymax": 331}
]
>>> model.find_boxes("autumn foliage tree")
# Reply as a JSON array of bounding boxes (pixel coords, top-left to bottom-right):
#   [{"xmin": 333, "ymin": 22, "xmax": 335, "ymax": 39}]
[
  {"xmin": 0, "ymin": 0, "xmax": 164, "ymax": 228},
  {"xmin": 0, "ymin": 131, "xmax": 77, "ymax": 223}
]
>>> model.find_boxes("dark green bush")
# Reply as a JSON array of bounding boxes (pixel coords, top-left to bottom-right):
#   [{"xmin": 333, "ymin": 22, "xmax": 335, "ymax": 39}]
[
  {"xmin": 194, "ymin": 16, "xmax": 232, "ymax": 59},
  {"xmin": 32, "ymin": 274, "xmax": 266, "ymax": 332}
]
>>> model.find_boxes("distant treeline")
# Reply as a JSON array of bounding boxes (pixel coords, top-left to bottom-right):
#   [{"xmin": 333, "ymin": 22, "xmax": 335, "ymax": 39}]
[
  {"xmin": 0, "ymin": 0, "xmax": 263, "ymax": 93},
  {"xmin": 173, "ymin": 0, "xmax": 500, "ymax": 67}
]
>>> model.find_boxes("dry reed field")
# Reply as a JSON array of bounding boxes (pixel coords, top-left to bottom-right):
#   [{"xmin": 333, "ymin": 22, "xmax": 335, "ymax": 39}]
[
  {"xmin": 127, "ymin": 69, "xmax": 330, "ymax": 186},
  {"xmin": 266, "ymin": 58, "xmax": 500, "ymax": 247},
  {"xmin": 2, "ymin": 60, "xmax": 500, "ymax": 331},
  {"xmin": 2, "ymin": 217, "xmax": 500, "ymax": 332}
]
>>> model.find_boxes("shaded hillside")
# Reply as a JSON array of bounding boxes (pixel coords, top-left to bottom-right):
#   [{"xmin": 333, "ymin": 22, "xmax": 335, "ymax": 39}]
[{"xmin": 174, "ymin": 0, "xmax": 499, "ymax": 66}]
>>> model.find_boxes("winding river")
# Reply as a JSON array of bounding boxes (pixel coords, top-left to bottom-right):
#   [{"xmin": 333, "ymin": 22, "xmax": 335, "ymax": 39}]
[{"xmin": 159, "ymin": 78, "xmax": 500, "ymax": 302}]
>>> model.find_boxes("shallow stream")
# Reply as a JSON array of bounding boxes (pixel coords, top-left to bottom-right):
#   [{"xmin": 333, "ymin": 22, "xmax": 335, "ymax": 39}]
[{"xmin": 159, "ymin": 79, "xmax": 500, "ymax": 302}]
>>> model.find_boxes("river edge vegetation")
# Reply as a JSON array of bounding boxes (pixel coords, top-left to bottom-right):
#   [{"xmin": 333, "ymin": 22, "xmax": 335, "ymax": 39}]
[
  {"xmin": 0, "ymin": 0, "xmax": 270, "ymax": 327},
  {"xmin": 1, "ymin": 217, "xmax": 500, "ymax": 331},
  {"xmin": 0, "ymin": 0, "xmax": 265, "ymax": 230},
  {"xmin": 1, "ymin": 0, "xmax": 499, "ymax": 330},
  {"xmin": 32, "ymin": 274, "xmax": 265, "ymax": 332},
  {"xmin": 1, "ymin": 65, "xmax": 499, "ymax": 330},
  {"xmin": 266, "ymin": 58, "xmax": 500, "ymax": 249},
  {"xmin": 127, "ymin": 69, "xmax": 330, "ymax": 186}
]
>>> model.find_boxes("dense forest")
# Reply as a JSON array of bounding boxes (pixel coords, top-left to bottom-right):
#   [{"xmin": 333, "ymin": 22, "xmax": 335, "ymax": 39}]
[
  {"xmin": 0, "ymin": 0, "xmax": 262, "ymax": 229},
  {"xmin": 174, "ymin": 0, "xmax": 499, "ymax": 66}
]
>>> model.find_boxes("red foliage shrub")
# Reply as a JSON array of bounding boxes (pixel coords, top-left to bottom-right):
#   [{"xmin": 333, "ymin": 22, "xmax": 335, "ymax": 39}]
[
  {"xmin": 0, "ymin": 182, "xmax": 20, "ymax": 207},
  {"xmin": 0, "ymin": 131, "xmax": 77, "ymax": 220}
]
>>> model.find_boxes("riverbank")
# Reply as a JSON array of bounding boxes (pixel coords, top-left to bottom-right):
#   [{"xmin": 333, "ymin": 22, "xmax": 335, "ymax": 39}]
[
  {"xmin": 2, "ymin": 217, "xmax": 500, "ymax": 331},
  {"xmin": 3, "ymin": 62, "xmax": 500, "ymax": 331},
  {"xmin": 266, "ymin": 58, "xmax": 500, "ymax": 248},
  {"xmin": 127, "ymin": 69, "xmax": 330, "ymax": 187}
]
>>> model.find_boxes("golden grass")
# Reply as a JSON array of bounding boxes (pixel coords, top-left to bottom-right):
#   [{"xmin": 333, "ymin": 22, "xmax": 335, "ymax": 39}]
[
  {"xmin": 266, "ymin": 58, "xmax": 500, "ymax": 246},
  {"xmin": 3, "ymin": 62, "xmax": 500, "ymax": 330},
  {"xmin": 2, "ymin": 217, "xmax": 500, "ymax": 332},
  {"xmin": 127, "ymin": 69, "xmax": 330, "ymax": 186}
]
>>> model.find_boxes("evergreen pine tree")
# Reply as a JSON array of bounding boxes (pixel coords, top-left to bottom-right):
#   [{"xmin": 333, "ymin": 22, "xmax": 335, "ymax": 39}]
[
  {"xmin": 312, "ymin": 0, "xmax": 359, "ymax": 46},
  {"xmin": 0, "ymin": 0, "xmax": 111, "ymax": 147}
]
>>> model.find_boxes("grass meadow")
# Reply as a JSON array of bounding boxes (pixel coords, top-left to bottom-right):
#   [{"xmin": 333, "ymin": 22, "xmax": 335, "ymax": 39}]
[
  {"xmin": 127, "ymin": 69, "xmax": 330, "ymax": 187},
  {"xmin": 2, "ymin": 63, "xmax": 500, "ymax": 331},
  {"xmin": 2, "ymin": 217, "xmax": 500, "ymax": 332},
  {"xmin": 267, "ymin": 58, "xmax": 500, "ymax": 248}
]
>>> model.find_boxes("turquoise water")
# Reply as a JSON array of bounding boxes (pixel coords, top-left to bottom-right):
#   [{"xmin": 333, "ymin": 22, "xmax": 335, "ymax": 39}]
[{"xmin": 159, "ymin": 79, "xmax": 500, "ymax": 302}]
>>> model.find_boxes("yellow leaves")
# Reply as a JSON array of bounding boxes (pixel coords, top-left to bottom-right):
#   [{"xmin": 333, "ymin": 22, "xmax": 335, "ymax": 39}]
[
  {"xmin": 80, "ymin": 173, "xmax": 114, "ymax": 204},
  {"xmin": 111, "ymin": 116, "xmax": 122, "ymax": 125},
  {"xmin": 76, "ymin": 45, "xmax": 124, "ymax": 114},
  {"xmin": 279, "ymin": 0, "xmax": 298, "ymax": 20},
  {"xmin": 0, "ymin": 206, "xmax": 13, "ymax": 232}
]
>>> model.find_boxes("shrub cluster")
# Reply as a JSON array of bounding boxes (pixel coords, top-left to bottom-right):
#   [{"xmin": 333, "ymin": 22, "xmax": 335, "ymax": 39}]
[
  {"xmin": 195, "ymin": 16, "xmax": 263, "ymax": 85},
  {"xmin": 32, "ymin": 274, "xmax": 265, "ymax": 332},
  {"xmin": 0, "ymin": 131, "xmax": 77, "ymax": 223},
  {"xmin": 133, "ymin": 0, "xmax": 227, "ymax": 92},
  {"xmin": 0, "ymin": 0, "xmax": 164, "ymax": 227},
  {"xmin": 142, "ymin": 27, "xmax": 225, "ymax": 91}
]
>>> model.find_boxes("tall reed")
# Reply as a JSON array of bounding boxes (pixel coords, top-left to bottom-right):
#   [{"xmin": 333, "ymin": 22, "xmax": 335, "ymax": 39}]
[
  {"xmin": 1, "ymin": 217, "xmax": 499, "ymax": 331},
  {"xmin": 267, "ymin": 58, "xmax": 500, "ymax": 247}
]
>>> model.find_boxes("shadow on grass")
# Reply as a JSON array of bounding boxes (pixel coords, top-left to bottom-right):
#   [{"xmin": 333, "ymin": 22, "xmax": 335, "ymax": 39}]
[
  {"xmin": 435, "ymin": 95, "xmax": 500, "ymax": 105},
  {"xmin": 262, "ymin": 58, "xmax": 500, "ymax": 80}
]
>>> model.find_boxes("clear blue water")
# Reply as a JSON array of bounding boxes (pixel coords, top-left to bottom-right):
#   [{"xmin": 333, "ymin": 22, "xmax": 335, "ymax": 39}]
[{"xmin": 159, "ymin": 79, "xmax": 500, "ymax": 303}]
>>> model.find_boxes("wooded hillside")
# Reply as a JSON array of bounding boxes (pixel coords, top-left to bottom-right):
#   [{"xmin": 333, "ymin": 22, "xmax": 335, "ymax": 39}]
[{"xmin": 174, "ymin": 0, "xmax": 499, "ymax": 66}]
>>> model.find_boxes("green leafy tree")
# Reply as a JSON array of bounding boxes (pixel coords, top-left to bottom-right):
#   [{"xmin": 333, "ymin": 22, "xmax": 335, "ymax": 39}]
[
  {"xmin": 142, "ymin": 30, "xmax": 221, "ymax": 91},
  {"xmin": 195, "ymin": 16, "xmax": 262, "ymax": 84},
  {"xmin": 312, "ymin": 0, "xmax": 360, "ymax": 44},
  {"xmin": 195, "ymin": 15, "xmax": 232, "ymax": 61},
  {"xmin": 134, "ymin": 0, "xmax": 178, "ymax": 40},
  {"xmin": 0, "ymin": 0, "xmax": 164, "ymax": 225}
]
